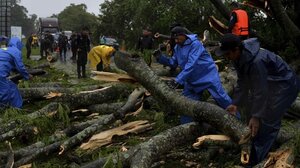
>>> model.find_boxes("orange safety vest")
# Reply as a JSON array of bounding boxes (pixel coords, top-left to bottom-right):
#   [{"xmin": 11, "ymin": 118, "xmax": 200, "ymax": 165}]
[{"xmin": 232, "ymin": 9, "xmax": 249, "ymax": 36}]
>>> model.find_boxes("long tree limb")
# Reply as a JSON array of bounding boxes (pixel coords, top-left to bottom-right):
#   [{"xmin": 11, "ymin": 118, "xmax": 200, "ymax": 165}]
[
  {"xmin": 209, "ymin": 0, "xmax": 230, "ymax": 20},
  {"xmin": 59, "ymin": 88, "xmax": 146, "ymax": 155},
  {"xmin": 81, "ymin": 122, "xmax": 203, "ymax": 168},
  {"xmin": 20, "ymin": 85, "xmax": 102, "ymax": 100},
  {"xmin": 0, "ymin": 103, "xmax": 59, "ymax": 134},
  {"xmin": 269, "ymin": 0, "xmax": 300, "ymax": 52},
  {"xmin": 114, "ymin": 51, "xmax": 250, "ymax": 144}
]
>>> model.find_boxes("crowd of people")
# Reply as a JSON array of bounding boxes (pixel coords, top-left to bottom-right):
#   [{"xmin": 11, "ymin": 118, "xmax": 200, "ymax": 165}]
[{"xmin": 1, "ymin": 3, "xmax": 299, "ymax": 166}]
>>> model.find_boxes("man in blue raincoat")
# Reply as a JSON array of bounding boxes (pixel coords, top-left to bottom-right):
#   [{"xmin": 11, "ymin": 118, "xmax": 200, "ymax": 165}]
[
  {"xmin": 153, "ymin": 26, "xmax": 235, "ymax": 124},
  {"xmin": 215, "ymin": 33, "xmax": 300, "ymax": 166},
  {"xmin": 0, "ymin": 37, "xmax": 31, "ymax": 109}
]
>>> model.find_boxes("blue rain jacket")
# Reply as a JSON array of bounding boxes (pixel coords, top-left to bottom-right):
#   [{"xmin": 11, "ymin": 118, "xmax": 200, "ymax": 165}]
[
  {"xmin": 0, "ymin": 37, "xmax": 29, "ymax": 108},
  {"xmin": 232, "ymin": 38, "xmax": 299, "ymax": 121},
  {"xmin": 158, "ymin": 34, "xmax": 232, "ymax": 109}
]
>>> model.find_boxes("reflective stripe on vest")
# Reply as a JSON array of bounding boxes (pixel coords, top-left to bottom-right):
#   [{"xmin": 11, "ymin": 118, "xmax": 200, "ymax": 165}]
[{"xmin": 232, "ymin": 9, "xmax": 249, "ymax": 36}]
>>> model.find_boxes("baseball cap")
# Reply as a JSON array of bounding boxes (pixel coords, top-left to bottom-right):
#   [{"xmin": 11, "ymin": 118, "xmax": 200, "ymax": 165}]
[
  {"xmin": 171, "ymin": 26, "xmax": 187, "ymax": 38},
  {"xmin": 215, "ymin": 33, "xmax": 242, "ymax": 56}
]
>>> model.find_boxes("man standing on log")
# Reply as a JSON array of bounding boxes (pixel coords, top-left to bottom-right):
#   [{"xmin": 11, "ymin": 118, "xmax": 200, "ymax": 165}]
[
  {"xmin": 0, "ymin": 37, "xmax": 32, "ymax": 109},
  {"xmin": 215, "ymin": 33, "xmax": 300, "ymax": 166},
  {"xmin": 153, "ymin": 26, "xmax": 236, "ymax": 124}
]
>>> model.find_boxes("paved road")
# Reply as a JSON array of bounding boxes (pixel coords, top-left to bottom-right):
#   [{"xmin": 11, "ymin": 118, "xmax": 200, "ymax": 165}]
[{"xmin": 30, "ymin": 50, "xmax": 118, "ymax": 80}]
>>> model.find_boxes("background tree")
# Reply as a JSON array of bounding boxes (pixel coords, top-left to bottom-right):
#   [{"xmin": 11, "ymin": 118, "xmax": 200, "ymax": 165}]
[
  {"xmin": 57, "ymin": 3, "xmax": 98, "ymax": 43},
  {"xmin": 209, "ymin": 0, "xmax": 300, "ymax": 70},
  {"xmin": 11, "ymin": 2, "xmax": 37, "ymax": 37},
  {"xmin": 96, "ymin": 0, "xmax": 219, "ymax": 48}
]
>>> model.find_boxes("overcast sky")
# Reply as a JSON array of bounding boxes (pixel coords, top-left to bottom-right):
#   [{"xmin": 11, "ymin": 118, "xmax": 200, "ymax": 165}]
[{"xmin": 19, "ymin": 0, "xmax": 105, "ymax": 18}]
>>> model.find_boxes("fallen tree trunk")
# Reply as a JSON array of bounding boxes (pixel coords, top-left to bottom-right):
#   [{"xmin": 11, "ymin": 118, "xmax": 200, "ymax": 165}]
[
  {"xmin": 12, "ymin": 141, "xmax": 61, "ymax": 168},
  {"xmin": 114, "ymin": 51, "xmax": 250, "ymax": 144},
  {"xmin": 31, "ymin": 62, "xmax": 51, "ymax": 69},
  {"xmin": 9, "ymin": 69, "xmax": 47, "ymax": 83},
  {"xmin": 59, "ymin": 88, "xmax": 146, "ymax": 155},
  {"xmin": 0, "ymin": 116, "xmax": 101, "ymax": 165},
  {"xmin": 0, "ymin": 102, "xmax": 59, "ymax": 134},
  {"xmin": 253, "ymin": 138, "xmax": 297, "ymax": 168},
  {"xmin": 55, "ymin": 84, "xmax": 133, "ymax": 110},
  {"xmin": 87, "ymin": 102, "xmax": 124, "ymax": 115},
  {"xmin": 81, "ymin": 122, "xmax": 204, "ymax": 168},
  {"xmin": 20, "ymin": 85, "xmax": 102, "ymax": 100},
  {"xmin": 25, "ymin": 82, "xmax": 63, "ymax": 88}
]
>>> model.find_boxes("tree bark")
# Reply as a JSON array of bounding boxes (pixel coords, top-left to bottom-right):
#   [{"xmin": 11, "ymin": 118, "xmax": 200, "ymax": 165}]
[
  {"xmin": 59, "ymin": 88, "xmax": 146, "ymax": 155},
  {"xmin": 253, "ymin": 139, "xmax": 296, "ymax": 168},
  {"xmin": 5, "ymin": 141, "xmax": 14, "ymax": 168},
  {"xmin": 9, "ymin": 69, "xmax": 47, "ymax": 83},
  {"xmin": 114, "ymin": 51, "xmax": 250, "ymax": 144},
  {"xmin": 208, "ymin": 0, "xmax": 230, "ymax": 20},
  {"xmin": 81, "ymin": 122, "xmax": 204, "ymax": 168},
  {"xmin": 269, "ymin": 0, "xmax": 300, "ymax": 52},
  {"xmin": 13, "ymin": 141, "xmax": 61, "ymax": 168},
  {"xmin": 26, "ymin": 82, "xmax": 63, "ymax": 88},
  {"xmin": 55, "ymin": 84, "xmax": 133, "ymax": 110},
  {"xmin": 20, "ymin": 85, "xmax": 102, "ymax": 100},
  {"xmin": 0, "ymin": 102, "xmax": 59, "ymax": 134},
  {"xmin": 87, "ymin": 102, "xmax": 124, "ymax": 115},
  {"xmin": 0, "ymin": 126, "xmax": 36, "ymax": 142},
  {"xmin": 0, "ymin": 117, "xmax": 100, "ymax": 165}
]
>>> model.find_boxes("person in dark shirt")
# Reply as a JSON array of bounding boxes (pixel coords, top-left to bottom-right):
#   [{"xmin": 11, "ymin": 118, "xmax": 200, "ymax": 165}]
[
  {"xmin": 215, "ymin": 33, "xmax": 300, "ymax": 166},
  {"xmin": 76, "ymin": 29, "xmax": 90, "ymax": 78},
  {"xmin": 58, "ymin": 32, "xmax": 68, "ymax": 62},
  {"xmin": 44, "ymin": 31, "xmax": 54, "ymax": 57},
  {"xmin": 137, "ymin": 28, "xmax": 153, "ymax": 52},
  {"xmin": 70, "ymin": 32, "xmax": 78, "ymax": 61},
  {"xmin": 26, "ymin": 33, "xmax": 33, "ymax": 59},
  {"xmin": 137, "ymin": 28, "xmax": 154, "ymax": 66}
]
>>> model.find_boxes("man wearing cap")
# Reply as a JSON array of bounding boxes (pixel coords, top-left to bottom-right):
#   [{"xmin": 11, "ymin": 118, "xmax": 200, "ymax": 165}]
[
  {"xmin": 215, "ymin": 33, "xmax": 300, "ymax": 166},
  {"xmin": 153, "ymin": 26, "xmax": 237, "ymax": 124}
]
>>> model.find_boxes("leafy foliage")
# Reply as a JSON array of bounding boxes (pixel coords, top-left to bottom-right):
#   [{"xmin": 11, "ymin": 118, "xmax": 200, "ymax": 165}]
[
  {"xmin": 57, "ymin": 4, "xmax": 98, "ymax": 32},
  {"xmin": 11, "ymin": 3, "xmax": 37, "ymax": 36},
  {"xmin": 96, "ymin": 0, "xmax": 220, "ymax": 48}
]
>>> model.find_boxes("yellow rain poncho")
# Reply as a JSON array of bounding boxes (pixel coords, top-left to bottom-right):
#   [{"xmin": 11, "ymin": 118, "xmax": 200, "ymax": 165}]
[{"xmin": 88, "ymin": 45, "xmax": 115, "ymax": 71}]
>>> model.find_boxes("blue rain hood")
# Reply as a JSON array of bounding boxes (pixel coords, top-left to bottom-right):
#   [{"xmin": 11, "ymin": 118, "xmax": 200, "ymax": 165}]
[{"xmin": 8, "ymin": 37, "xmax": 23, "ymax": 51}]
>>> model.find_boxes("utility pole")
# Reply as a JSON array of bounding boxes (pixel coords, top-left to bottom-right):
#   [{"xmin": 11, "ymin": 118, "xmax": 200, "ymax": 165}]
[{"xmin": 0, "ymin": 0, "xmax": 11, "ymax": 37}]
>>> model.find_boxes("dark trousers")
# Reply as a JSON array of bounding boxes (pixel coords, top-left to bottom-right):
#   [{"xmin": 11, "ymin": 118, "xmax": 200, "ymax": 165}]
[
  {"xmin": 59, "ymin": 46, "xmax": 67, "ymax": 61},
  {"xmin": 249, "ymin": 77, "xmax": 299, "ymax": 166},
  {"xmin": 249, "ymin": 119, "xmax": 280, "ymax": 166},
  {"xmin": 71, "ymin": 48, "xmax": 77, "ymax": 60},
  {"xmin": 77, "ymin": 50, "xmax": 87, "ymax": 78},
  {"xmin": 96, "ymin": 62, "xmax": 103, "ymax": 71},
  {"xmin": 26, "ymin": 46, "xmax": 31, "ymax": 59}
]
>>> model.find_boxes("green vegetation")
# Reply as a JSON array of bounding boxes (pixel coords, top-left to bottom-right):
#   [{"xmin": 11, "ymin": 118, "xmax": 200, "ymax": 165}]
[{"xmin": 3, "ymin": 0, "xmax": 300, "ymax": 167}]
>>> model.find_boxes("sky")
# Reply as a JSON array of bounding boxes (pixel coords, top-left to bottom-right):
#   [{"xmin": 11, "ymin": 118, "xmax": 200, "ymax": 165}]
[{"xmin": 19, "ymin": 0, "xmax": 105, "ymax": 18}]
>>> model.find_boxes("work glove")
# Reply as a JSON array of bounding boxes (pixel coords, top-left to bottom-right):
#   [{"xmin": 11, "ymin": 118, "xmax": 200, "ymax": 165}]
[
  {"xmin": 152, "ymin": 49, "xmax": 162, "ymax": 60},
  {"xmin": 166, "ymin": 79, "xmax": 181, "ymax": 89}
]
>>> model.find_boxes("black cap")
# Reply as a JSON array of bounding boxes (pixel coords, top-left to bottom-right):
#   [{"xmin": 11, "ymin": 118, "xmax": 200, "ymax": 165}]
[
  {"xmin": 215, "ymin": 33, "xmax": 242, "ymax": 56},
  {"xmin": 171, "ymin": 26, "xmax": 187, "ymax": 38}
]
